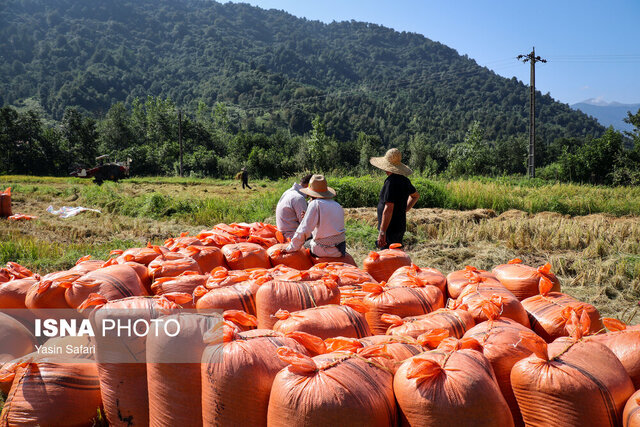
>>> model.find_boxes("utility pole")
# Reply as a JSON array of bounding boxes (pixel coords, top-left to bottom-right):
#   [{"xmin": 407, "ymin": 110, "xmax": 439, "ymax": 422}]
[
  {"xmin": 178, "ymin": 110, "xmax": 183, "ymax": 177},
  {"xmin": 518, "ymin": 47, "xmax": 546, "ymax": 178}
]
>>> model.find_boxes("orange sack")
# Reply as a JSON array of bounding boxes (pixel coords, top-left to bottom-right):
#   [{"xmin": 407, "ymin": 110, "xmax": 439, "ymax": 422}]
[
  {"xmin": 511, "ymin": 322, "xmax": 634, "ymax": 427},
  {"xmin": 178, "ymin": 245, "xmax": 227, "ymax": 273},
  {"xmin": 362, "ymin": 282, "xmax": 445, "ymax": 335},
  {"xmin": 26, "ymin": 258, "xmax": 104, "ymax": 309},
  {"xmin": 0, "ymin": 187, "xmax": 11, "ymax": 218},
  {"xmin": 271, "ymin": 268, "xmax": 325, "ymax": 282},
  {"xmin": 114, "ymin": 245, "xmax": 169, "ymax": 266},
  {"xmin": 0, "ymin": 360, "xmax": 102, "ymax": 426},
  {"xmin": 205, "ymin": 267, "xmax": 252, "ymax": 288},
  {"xmin": 385, "ymin": 308, "xmax": 475, "ymax": 339},
  {"xmin": 387, "ymin": 263, "xmax": 447, "ymax": 296},
  {"xmin": 363, "ymin": 244, "xmax": 411, "ymax": 282},
  {"xmin": 0, "ymin": 277, "xmax": 38, "ymax": 310},
  {"xmin": 255, "ymin": 279, "xmax": 341, "ymax": 329},
  {"xmin": 325, "ymin": 335, "xmax": 423, "ymax": 372},
  {"xmin": 521, "ymin": 277, "xmax": 603, "ymax": 342},
  {"xmin": 452, "ymin": 282, "xmax": 531, "ymax": 328},
  {"xmin": 201, "ymin": 329, "xmax": 312, "ymax": 427},
  {"xmin": 492, "ymin": 259, "xmax": 561, "ymax": 300},
  {"xmin": 394, "ymin": 339, "xmax": 514, "ymax": 427},
  {"xmin": 273, "ymin": 303, "xmax": 371, "ymax": 339},
  {"xmin": 0, "ymin": 312, "xmax": 37, "ymax": 394},
  {"xmin": 123, "ymin": 260, "xmax": 152, "ymax": 292},
  {"xmin": 71, "ymin": 257, "xmax": 106, "ymax": 275},
  {"xmin": 91, "ymin": 296, "xmax": 181, "ymax": 427},
  {"xmin": 587, "ymin": 318, "xmax": 640, "ymax": 389},
  {"xmin": 195, "ymin": 281, "xmax": 261, "ymax": 315},
  {"xmin": 151, "ymin": 273, "xmax": 209, "ymax": 296},
  {"xmin": 0, "ymin": 277, "xmax": 39, "ymax": 327},
  {"xmin": 148, "ymin": 251, "xmax": 202, "ymax": 280},
  {"xmin": 446, "ymin": 265, "xmax": 501, "ymax": 299},
  {"xmin": 147, "ymin": 313, "xmax": 221, "ymax": 427},
  {"xmin": 164, "ymin": 235, "xmax": 203, "ymax": 250},
  {"xmin": 309, "ymin": 262, "xmax": 375, "ymax": 286},
  {"xmin": 624, "ymin": 390, "xmax": 640, "ymax": 427},
  {"xmin": 268, "ymin": 348, "xmax": 397, "ymax": 427},
  {"xmin": 310, "ymin": 252, "xmax": 357, "ymax": 267},
  {"xmin": 64, "ymin": 264, "xmax": 148, "ymax": 308},
  {"xmin": 0, "ymin": 312, "xmax": 36, "ymax": 362},
  {"xmin": 359, "ymin": 335, "xmax": 424, "ymax": 373},
  {"xmin": 267, "ymin": 243, "xmax": 313, "ymax": 270},
  {"xmin": 464, "ymin": 315, "xmax": 534, "ymax": 427},
  {"xmin": 222, "ymin": 242, "xmax": 271, "ymax": 270}
]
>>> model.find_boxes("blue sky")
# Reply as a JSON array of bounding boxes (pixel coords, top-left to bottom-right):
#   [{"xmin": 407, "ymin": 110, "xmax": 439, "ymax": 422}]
[{"xmin": 226, "ymin": 0, "xmax": 639, "ymax": 106}]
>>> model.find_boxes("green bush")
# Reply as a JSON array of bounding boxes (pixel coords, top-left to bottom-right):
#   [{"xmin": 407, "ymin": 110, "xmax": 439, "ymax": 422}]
[{"xmin": 329, "ymin": 175, "xmax": 449, "ymax": 209}]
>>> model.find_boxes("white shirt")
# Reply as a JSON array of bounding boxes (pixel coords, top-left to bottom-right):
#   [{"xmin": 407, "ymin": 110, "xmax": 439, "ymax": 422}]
[
  {"xmin": 276, "ymin": 183, "xmax": 308, "ymax": 239},
  {"xmin": 287, "ymin": 198, "xmax": 346, "ymax": 257}
]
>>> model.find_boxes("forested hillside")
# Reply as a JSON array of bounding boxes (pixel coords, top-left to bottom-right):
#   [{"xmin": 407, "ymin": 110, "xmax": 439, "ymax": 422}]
[{"xmin": 1, "ymin": 0, "xmax": 603, "ymax": 145}]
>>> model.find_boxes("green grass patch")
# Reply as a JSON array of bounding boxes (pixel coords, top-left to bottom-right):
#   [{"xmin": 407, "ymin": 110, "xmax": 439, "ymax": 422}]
[
  {"xmin": 345, "ymin": 219, "xmax": 379, "ymax": 249},
  {"xmin": 192, "ymin": 192, "xmax": 283, "ymax": 224},
  {"xmin": 3, "ymin": 175, "xmax": 640, "ymax": 218},
  {"xmin": 76, "ymin": 180, "xmax": 290, "ymax": 224},
  {"xmin": 331, "ymin": 175, "xmax": 640, "ymax": 216},
  {"xmin": 0, "ymin": 231, "xmax": 140, "ymax": 272}
]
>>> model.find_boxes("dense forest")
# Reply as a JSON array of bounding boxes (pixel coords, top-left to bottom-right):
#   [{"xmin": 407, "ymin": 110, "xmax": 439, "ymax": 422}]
[
  {"xmin": 1, "ymin": 0, "xmax": 639, "ymax": 184},
  {"xmin": 2, "ymin": 0, "xmax": 604, "ymax": 141}
]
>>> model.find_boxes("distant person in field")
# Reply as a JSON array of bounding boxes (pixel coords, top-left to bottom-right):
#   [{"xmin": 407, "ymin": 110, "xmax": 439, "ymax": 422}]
[
  {"xmin": 284, "ymin": 175, "xmax": 346, "ymax": 258},
  {"xmin": 276, "ymin": 173, "xmax": 313, "ymax": 239},
  {"xmin": 370, "ymin": 148, "xmax": 420, "ymax": 249},
  {"xmin": 240, "ymin": 167, "xmax": 251, "ymax": 189}
]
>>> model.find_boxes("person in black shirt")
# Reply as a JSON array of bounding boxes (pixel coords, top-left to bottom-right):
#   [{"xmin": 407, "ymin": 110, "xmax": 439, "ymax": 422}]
[
  {"xmin": 240, "ymin": 167, "xmax": 252, "ymax": 189},
  {"xmin": 370, "ymin": 148, "xmax": 420, "ymax": 248}
]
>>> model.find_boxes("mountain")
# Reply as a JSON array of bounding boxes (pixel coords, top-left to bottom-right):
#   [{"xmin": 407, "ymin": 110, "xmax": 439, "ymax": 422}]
[
  {"xmin": 571, "ymin": 99, "xmax": 640, "ymax": 133},
  {"xmin": 0, "ymin": 0, "xmax": 604, "ymax": 145}
]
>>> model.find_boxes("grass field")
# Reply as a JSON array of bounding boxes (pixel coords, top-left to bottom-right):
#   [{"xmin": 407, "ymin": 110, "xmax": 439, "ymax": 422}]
[{"xmin": 1, "ymin": 175, "xmax": 639, "ymax": 324}]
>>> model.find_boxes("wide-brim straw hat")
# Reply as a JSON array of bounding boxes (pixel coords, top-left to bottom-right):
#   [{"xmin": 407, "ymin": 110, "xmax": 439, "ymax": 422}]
[
  {"xmin": 370, "ymin": 148, "xmax": 413, "ymax": 176},
  {"xmin": 299, "ymin": 174, "xmax": 336, "ymax": 199}
]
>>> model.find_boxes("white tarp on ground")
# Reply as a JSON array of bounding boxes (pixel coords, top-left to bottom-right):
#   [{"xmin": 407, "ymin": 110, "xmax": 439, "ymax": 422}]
[{"xmin": 47, "ymin": 205, "xmax": 101, "ymax": 219}]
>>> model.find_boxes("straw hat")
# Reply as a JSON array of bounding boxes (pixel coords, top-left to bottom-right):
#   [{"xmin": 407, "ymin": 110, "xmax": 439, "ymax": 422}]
[
  {"xmin": 299, "ymin": 175, "xmax": 336, "ymax": 199},
  {"xmin": 370, "ymin": 148, "xmax": 413, "ymax": 176}
]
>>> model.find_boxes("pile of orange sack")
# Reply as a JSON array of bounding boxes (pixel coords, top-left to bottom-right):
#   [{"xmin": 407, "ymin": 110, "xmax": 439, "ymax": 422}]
[{"xmin": 0, "ymin": 221, "xmax": 639, "ymax": 426}]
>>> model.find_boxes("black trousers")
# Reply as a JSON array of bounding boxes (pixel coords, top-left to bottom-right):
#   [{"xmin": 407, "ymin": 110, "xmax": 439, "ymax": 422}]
[
  {"xmin": 242, "ymin": 180, "xmax": 252, "ymax": 189},
  {"xmin": 379, "ymin": 230, "xmax": 404, "ymax": 249}
]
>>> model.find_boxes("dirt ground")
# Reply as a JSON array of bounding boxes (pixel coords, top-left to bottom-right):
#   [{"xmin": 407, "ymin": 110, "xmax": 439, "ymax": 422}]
[{"xmin": 345, "ymin": 207, "xmax": 640, "ymax": 324}]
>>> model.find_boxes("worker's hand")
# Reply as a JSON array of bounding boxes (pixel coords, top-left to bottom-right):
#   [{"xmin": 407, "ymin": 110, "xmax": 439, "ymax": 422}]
[
  {"xmin": 284, "ymin": 243, "xmax": 294, "ymax": 253},
  {"xmin": 376, "ymin": 231, "xmax": 387, "ymax": 249}
]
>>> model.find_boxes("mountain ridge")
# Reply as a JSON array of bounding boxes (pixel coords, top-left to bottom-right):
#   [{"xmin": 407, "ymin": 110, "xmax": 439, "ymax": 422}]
[
  {"xmin": 0, "ymin": 0, "xmax": 604, "ymax": 145},
  {"xmin": 571, "ymin": 99, "xmax": 639, "ymax": 132}
]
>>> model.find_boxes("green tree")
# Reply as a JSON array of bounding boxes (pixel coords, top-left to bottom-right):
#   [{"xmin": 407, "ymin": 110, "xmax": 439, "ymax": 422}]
[
  {"xmin": 307, "ymin": 116, "xmax": 327, "ymax": 171},
  {"xmin": 61, "ymin": 107, "xmax": 98, "ymax": 167},
  {"xmin": 447, "ymin": 121, "xmax": 492, "ymax": 177},
  {"xmin": 97, "ymin": 102, "xmax": 134, "ymax": 153},
  {"xmin": 357, "ymin": 132, "xmax": 382, "ymax": 172},
  {"xmin": 408, "ymin": 133, "xmax": 429, "ymax": 174},
  {"xmin": 558, "ymin": 127, "xmax": 623, "ymax": 184},
  {"xmin": 624, "ymin": 108, "xmax": 640, "ymax": 143}
]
